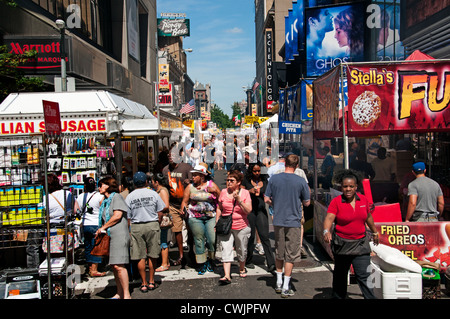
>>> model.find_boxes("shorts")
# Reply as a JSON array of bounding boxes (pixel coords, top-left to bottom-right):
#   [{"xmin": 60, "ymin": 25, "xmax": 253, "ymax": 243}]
[
  {"xmin": 130, "ymin": 222, "xmax": 161, "ymax": 260},
  {"xmin": 273, "ymin": 226, "xmax": 301, "ymax": 263},
  {"xmin": 170, "ymin": 205, "xmax": 184, "ymax": 232}
]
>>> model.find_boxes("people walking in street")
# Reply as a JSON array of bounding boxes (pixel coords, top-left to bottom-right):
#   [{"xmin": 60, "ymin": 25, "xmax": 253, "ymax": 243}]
[
  {"xmin": 216, "ymin": 170, "xmax": 252, "ymax": 285},
  {"xmin": 162, "ymin": 144, "xmax": 193, "ymax": 267},
  {"xmin": 322, "ymin": 169, "xmax": 379, "ymax": 299},
  {"xmin": 181, "ymin": 163, "xmax": 220, "ymax": 275},
  {"xmin": 96, "ymin": 176, "xmax": 131, "ymax": 299},
  {"xmin": 264, "ymin": 154, "xmax": 310, "ymax": 298},
  {"xmin": 267, "ymin": 152, "xmax": 309, "ymax": 258},
  {"xmin": 149, "ymin": 172, "xmax": 171, "ymax": 272},
  {"xmin": 76, "ymin": 177, "xmax": 105, "ymax": 277},
  {"xmin": 126, "ymin": 171, "xmax": 166, "ymax": 292},
  {"xmin": 406, "ymin": 162, "xmax": 444, "ymax": 222},
  {"xmin": 242, "ymin": 162, "xmax": 275, "ymax": 273}
]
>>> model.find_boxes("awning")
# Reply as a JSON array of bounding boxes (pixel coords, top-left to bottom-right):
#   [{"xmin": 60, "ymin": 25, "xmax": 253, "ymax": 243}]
[
  {"xmin": 0, "ymin": 90, "xmax": 157, "ymax": 136},
  {"xmin": 120, "ymin": 118, "xmax": 159, "ymax": 136},
  {"xmin": 260, "ymin": 114, "xmax": 278, "ymax": 128},
  {"xmin": 0, "ymin": 90, "xmax": 154, "ymax": 118}
]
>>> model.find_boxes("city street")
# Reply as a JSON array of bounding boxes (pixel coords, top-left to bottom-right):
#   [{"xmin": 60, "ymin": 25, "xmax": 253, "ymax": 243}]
[
  {"xmin": 74, "ymin": 169, "xmax": 449, "ymax": 304},
  {"xmin": 74, "ymin": 168, "xmax": 354, "ymax": 301}
]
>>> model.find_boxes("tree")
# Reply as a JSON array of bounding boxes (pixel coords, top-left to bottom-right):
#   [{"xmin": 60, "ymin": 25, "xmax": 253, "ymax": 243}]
[
  {"xmin": 0, "ymin": 45, "xmax": 47, "ymax": 102},
  {"xmin": 231, "ymin": 102, "xmax": 242, "ymax": 119},
  {"xmin": 211, "ymin": 104, "xmax": 233, "ymax": 129}
]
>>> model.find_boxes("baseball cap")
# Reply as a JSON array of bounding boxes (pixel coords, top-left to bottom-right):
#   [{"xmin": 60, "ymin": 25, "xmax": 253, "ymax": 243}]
[
  {"xmin": 133, "ymin": 171, "xmax": 147, "ymax": 186},
  {"xmin": 412, "ymin": 162, "xmax": 426, "ymax": 173}
]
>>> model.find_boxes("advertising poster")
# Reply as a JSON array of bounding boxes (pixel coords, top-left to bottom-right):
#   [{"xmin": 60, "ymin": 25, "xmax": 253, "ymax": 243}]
[
  {"xmin": 306, "ymin": 2, "xmax": 365, "ymax": 77},
  {"xmin": 376, "ymin": 222, "xmax": 450, "ymax": 272},
  {"xmin": 301, "ymin": 79, "xmax": 314, "ymax": 121},
  {"xmin": 126, "ymin": 0, "xmax": 140, "ymax": 62},
  {"xmin": 370, "ymin": 3, "xmax": 405, "ymax": 61},
  {"xmin": 279, "ymin": 85, "xmax": 302, "ymax": 134},
  {"xmin": 347, "ymin": 61, "xmax": 450, "ymax": 134}
]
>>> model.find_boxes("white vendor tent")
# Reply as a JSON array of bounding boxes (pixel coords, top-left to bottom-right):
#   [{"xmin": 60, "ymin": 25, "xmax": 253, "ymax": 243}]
[{"xmin": 0, "ymin": 90, "xmax": 158, "ymax": 136}]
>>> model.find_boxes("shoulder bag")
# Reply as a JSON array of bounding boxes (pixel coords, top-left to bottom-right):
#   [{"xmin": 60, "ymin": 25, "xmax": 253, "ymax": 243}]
[{"xmin": 215, "ymin": 193, "xmax": 239, "ymax": 236}]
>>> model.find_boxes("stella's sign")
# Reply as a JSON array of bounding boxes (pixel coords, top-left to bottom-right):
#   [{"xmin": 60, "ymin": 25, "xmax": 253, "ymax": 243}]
[{"xmin": 347, "ymin": 61, "xmax": 450, "ymax": 134}]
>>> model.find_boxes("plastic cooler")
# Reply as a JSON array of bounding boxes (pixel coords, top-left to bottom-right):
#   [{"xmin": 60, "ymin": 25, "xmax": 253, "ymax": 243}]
[{"xmin": 370, "ymin": 261, "xmax": 422, "ymax": 299}]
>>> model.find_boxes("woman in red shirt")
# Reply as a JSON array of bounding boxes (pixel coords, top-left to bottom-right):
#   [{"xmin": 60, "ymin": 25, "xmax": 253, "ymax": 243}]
[{"xmin": 323, "ymin": 169, "xmax": 379, "ymax": 299}]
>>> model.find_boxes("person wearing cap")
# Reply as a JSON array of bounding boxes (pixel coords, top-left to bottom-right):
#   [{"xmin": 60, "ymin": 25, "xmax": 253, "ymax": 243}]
[
  {"xmin": 75, "ymin": 177, "xmax": 105, "ymax": 277},
  {"xmin": 125, "ymin": 171, "xmax": 166, "ymax": 292},
  {"xmin": 180, "ymin": 163, "xmax": 221, "ymax": 275},
  {"xmin": 406, "ymin": 162, "xmax": 444, "ymax": 222}
]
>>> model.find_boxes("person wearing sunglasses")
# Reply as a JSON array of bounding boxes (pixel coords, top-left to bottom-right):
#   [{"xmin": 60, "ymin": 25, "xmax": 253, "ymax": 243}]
[
  {"xmin": 216, "ymin": 170, "xmax": 252, "ymax": 285},
  {"xmin": 242, "ymin": 162, "xmax": 275, "ymax": 274}
]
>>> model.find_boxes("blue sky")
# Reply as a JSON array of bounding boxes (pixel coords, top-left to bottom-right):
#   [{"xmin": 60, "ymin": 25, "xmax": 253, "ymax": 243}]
[{"xmin": 156, "ymin": 0, "xmax": 256, "ymax": 117}]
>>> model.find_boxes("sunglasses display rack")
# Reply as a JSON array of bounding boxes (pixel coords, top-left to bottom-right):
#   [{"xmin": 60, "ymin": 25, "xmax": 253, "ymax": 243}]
[
  {"xmin": 0, "ymin": 136, "xmax": 45, "ymax": 237},
  {"xmin": 52, "ymin": 134, "xmax": 116, "ymax": 185}
]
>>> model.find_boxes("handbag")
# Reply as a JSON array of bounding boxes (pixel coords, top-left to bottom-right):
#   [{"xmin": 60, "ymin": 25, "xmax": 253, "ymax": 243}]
[
  {"xmin": 159, "ymin": 212, "xmax": 173, "ymax": 229},
  {"xmin": 215, "ymin": 214, "xmax": 233, "ymax": 235},
  {"xmin": 215, "ymin": 198, "xmax": 237, "ymax": 236},
  {"xmin": 91, "ymin": 232, "xmax": 110, "ymax": 256}
]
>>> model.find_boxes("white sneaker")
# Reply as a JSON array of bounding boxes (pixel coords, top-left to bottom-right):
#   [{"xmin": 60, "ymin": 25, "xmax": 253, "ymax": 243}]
[
  {"xmin": 255, "ymin": 243, "xmax": 265, "ymax": 255},
  {"xmin": 275, "ymin": 284, "xmax": 283, "ymax": 294},
  {"xmin": 281, "ymin": 288, "xmax": 295, "ymax": 298}
]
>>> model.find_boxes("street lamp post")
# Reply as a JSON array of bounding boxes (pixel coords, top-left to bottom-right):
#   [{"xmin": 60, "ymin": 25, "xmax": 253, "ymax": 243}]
[{"xmin": 55, "ymin": 19, "xmax": 67, "ymax": 92}]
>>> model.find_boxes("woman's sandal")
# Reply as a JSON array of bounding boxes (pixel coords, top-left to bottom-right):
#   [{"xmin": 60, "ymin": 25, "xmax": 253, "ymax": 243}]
[
  {"xmin": 147, "ymin": 282, "xmax": 159, "ymax": 290},
  {"xmin": 89, "ymin": 271, "xmax": 106, "ymax": 277},
  {"xmin": 239, "ymin": 269, "xmax": 248, "ymax": 278},
  {"xmin": 155, "ymin": 265, "xmax": 170, "ymax": 272},
  {"xmin": 218, "ymin": 277, "xmax": 231, "ymax": 285},
  {"xmin": 140, "ymin": 284, "xmax": 149, "ymax": 293}
]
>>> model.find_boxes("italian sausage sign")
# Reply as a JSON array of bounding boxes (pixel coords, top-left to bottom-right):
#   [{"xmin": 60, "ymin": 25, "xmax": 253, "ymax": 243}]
[{"xmin": 347, "ymin": 61, "xmax": 450, "ymax": 134}]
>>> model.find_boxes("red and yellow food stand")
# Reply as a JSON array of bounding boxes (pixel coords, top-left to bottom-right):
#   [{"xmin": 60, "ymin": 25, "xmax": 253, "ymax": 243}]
[{"xmin": 313, "ymin": 53, "xmax": 450, "ymax": 274}]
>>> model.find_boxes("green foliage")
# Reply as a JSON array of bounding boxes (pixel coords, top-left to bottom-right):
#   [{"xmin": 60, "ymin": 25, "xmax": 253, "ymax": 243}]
[
  {"xmin": 211, "ymin": 104, "xmax": 233, "ymax": 129},
  {"xmin": 231, "ymin": 102, "xmax": 242, "ymax": 118},
  {"xmin": 0, "ymin": 0, "xmax": 17, "ymax": 7},
  {"xmin": 0, "ymin": 45, "xmax": 46, "ymax": 102}
]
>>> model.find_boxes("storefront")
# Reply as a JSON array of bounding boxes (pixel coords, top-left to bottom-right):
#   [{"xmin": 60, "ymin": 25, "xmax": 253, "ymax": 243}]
[{"xmin": 312, "ymin": 56, "xmax": 450, "ymax": 273}]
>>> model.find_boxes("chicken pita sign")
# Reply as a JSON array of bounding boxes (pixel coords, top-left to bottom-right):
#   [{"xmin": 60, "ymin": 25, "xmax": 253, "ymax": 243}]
[{"xmin": 347, "ymin": 61, "xmax": 450, "ymax": 134}]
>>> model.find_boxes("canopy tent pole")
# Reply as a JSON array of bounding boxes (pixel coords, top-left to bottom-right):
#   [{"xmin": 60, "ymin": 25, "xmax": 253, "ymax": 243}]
[{"xmin": 341, "ymin": 63, "xmax": 349, "ymax": 170}]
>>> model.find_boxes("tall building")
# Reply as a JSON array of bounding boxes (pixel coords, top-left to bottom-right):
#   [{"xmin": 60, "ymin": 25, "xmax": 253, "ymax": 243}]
[
  {"xmin": 193, "ymin": 81, "xmax": 211, "ymax": 121},
  {"xmin": 254, "ymin": 0, "xmax": 293, "ymax": 117},
  {"xmin": 1, "ymin": 0, "xmax": 157, "ymax": 109}
]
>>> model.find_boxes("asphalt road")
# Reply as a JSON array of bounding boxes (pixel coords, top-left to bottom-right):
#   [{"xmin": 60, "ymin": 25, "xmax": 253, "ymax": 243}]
[{"xmin": 73, "ymin": 168, "xmax": 449, "ymax": 308}]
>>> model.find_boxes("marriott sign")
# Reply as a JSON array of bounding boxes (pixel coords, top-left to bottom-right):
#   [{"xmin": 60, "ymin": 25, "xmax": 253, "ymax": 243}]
[{"xmin": 4, "ymin": 36, "xmax": 71, "ymax": 74}]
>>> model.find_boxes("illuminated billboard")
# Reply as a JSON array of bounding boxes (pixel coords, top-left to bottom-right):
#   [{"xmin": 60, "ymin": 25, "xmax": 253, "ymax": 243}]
[{"xmin": 306, "ymin": 2, "xmax": 365, "ymax": 77}]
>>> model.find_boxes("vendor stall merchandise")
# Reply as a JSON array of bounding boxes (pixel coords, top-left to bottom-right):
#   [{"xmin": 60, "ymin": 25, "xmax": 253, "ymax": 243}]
[{"xmin": 311, "ymin": 54, "xmax": 450, "ymax": 298}]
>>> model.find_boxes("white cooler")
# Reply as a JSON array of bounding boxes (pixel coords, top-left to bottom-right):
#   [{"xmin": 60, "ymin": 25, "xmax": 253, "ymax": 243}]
[{"xmin": 370, "ymin": 260, "xmax": 422, "ymax": 299}]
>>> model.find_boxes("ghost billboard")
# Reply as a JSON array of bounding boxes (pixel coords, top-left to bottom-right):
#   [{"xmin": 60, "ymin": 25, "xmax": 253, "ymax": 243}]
[{"xmin": 306, "ymin": 2, "xmax": 365, "ymax": 77}]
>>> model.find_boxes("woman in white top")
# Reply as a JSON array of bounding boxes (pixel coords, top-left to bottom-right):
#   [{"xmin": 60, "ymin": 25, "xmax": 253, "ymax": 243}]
[
  {"xmin": 75, "ymin": 177, "xmax": 105, "ymax": 277},
  {"xmin": 46, "ymin": 173, "xmax": 74, "ymax": 225}
]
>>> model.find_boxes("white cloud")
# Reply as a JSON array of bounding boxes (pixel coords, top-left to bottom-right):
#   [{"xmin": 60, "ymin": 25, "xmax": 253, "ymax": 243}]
[{"xmin": 226, "ymin": 27, "xmax": 243, "ymax": 34}]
